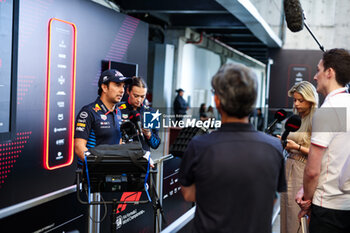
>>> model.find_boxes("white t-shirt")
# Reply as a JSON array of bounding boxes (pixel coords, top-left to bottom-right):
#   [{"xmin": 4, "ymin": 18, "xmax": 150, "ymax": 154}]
[
  {"xmin": 339, "ymin": 154, "xmax": 350, "ymax": 193},
  {"xmin": 311, "ymin": 87, "xmax": 350, "ymax": 210}
]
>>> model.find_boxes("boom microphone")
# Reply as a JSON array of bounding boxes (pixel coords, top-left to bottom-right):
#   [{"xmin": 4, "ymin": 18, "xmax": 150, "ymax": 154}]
[
  {"xmin": 281, "ymin": 114, "xmax": 301, "ymax": 148},
  {"xmin": 283, "ymin": 0, "xmax": 325, "ymax": 51},
  {"xmin": 265, "ymin": 109, "xmax": 288, "ymax": 135},
  {"xmin": 283, "ymin": 0, "xmax": 304, "ymax": 32}
]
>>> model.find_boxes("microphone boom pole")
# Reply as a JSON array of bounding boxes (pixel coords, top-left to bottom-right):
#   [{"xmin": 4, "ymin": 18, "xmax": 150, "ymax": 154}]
[
  {"xmin": 303, "ymin": 13, "xmax": 325, "ymax": 52},
  {"xmin": 283, "ymin": 0, "xmax": 325, "ymax": 52}
]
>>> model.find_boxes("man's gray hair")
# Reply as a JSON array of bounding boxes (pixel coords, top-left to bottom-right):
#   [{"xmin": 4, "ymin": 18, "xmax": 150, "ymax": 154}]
[{"xmin": 211, "ymin": 63, "xmax": 257, "ymax": 118}]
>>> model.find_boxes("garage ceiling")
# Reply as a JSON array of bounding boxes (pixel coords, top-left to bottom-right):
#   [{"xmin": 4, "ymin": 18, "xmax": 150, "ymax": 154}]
[{"xmin": 111, "ymin": 0, "xmax": 283, "ymax": 64}]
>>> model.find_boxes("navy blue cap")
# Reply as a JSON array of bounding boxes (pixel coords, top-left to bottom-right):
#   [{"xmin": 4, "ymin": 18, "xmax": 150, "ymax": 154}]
[{"xmin": 98, "ymin": 69, "xmax": 132, "ymax": 87}]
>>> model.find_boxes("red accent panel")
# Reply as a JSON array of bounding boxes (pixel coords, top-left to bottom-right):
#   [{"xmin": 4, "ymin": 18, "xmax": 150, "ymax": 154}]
[{"xmin": 44, "ymin": 18, "xmax": 77, "ymax": 170}]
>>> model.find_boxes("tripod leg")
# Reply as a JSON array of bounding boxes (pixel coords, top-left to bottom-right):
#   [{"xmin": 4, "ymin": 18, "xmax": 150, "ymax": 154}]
[
  {"xmin": 149, "ymin": 172, "xmax": 167, "ymax": 233},
  {"xmin": 88, "ymin": 193, "xmax": 101, "ymax": 233},
  {"xmin": 111, "ymin": 199, "xmax": 117, "ymax": 233},
  {"xmin": 149, "ymin": 172, "xmax": 158, "ymax": 233}
]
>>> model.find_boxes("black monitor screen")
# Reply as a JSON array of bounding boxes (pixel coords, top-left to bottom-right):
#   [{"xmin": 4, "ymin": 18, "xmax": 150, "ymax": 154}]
[
  {"xmin": 0, "ymin": 0, "xmax": 18, "ymax": 140},
  {"xmin": 101, "ymin": 60, "xmax": 138, "ymax": 77}
]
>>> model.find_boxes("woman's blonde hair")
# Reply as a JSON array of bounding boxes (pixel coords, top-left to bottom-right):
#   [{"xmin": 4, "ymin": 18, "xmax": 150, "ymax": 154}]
[{"xmin": 288, "ymin": 81, "xmax": 318, "ymax": 147}]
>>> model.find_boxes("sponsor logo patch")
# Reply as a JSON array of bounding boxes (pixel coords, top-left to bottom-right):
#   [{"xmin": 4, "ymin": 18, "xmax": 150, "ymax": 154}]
[
  {"xmin": 119, "ymin": 104, "xmax": 126, "ymax": 110},
  {"xmin": 93, "ymin": 104, "xmax": 102, "ymax": 112},
  {"xmin": 79, "ymin": 111, "xmax": 88, "ymax": 119},
  {"xmin": 76, "ymin": 127, "xmax": 85, "ymax": 132},
  {"xmin": 115, "ymin": 70, "xmax": 123, "ymax": 77}
]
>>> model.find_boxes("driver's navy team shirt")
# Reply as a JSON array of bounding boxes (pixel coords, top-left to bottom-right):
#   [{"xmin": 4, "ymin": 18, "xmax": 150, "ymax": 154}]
[{"xmin": 74, "ymin": 97, "xmax": 122, "ymax": 165}]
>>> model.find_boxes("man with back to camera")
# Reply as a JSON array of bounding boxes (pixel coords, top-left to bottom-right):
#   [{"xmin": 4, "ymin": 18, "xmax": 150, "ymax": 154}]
[
  {"xmin": 119, "ymin": 76, "xmax": 161, "ymax": 152},
  {"xmin": 74, "ymin": 69, "xmax": 131, "ymax": 162},
  {"xmin": 296, "ymin": 49, "xmax": 350, "ymax": 233},
  {"xmin": 179, "ymin": 63, "xmax": 286, "ymax": 233}
]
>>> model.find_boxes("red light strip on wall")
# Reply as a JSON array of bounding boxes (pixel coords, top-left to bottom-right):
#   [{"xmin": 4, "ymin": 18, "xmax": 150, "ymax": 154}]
[{"xmin": 44, "ymin": 18, "xmax": 77, "ymax": 170}]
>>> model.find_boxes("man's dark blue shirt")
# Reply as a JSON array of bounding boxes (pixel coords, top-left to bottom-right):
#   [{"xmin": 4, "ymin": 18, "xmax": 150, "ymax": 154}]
[
  {"xmin": 179, "ymin": 123, "xmax": 286, "ymax": 233},
  {"xmin": 74, "ymin": 98, "xmax": 122, "ymax": 166}
]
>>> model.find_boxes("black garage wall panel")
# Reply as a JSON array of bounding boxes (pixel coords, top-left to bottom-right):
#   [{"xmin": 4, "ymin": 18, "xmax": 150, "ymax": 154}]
[
  {"xmin": 268, "ymin": 49, "xmax": 323, "ymax": 109},
  {"xmin": 0, "ymin": 0, "xmax": 148, "ymax": 210}
]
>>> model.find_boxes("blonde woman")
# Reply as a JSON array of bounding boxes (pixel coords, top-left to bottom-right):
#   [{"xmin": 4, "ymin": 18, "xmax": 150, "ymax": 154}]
[{"xmin": 280, "ymin": 81, "xmax": 318, "ymax": 233}]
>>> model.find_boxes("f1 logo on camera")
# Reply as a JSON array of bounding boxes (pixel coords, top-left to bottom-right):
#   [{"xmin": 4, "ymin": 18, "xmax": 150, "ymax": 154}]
[{"xmin": 143, "ymin": 110, "xmax": 161, "ymax": 129}]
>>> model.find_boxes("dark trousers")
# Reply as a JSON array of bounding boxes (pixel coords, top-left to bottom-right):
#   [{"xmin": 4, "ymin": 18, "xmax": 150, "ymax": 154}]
[{"xmin": 309, "ymin": 204, "xmax": 350, "ymax": 233}]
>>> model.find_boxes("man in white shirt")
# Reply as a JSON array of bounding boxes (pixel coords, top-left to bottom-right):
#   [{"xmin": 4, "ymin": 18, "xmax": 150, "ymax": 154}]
[{"xmin": 296, "ymin": 49, "xmax": 350, "ymax": 233}]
